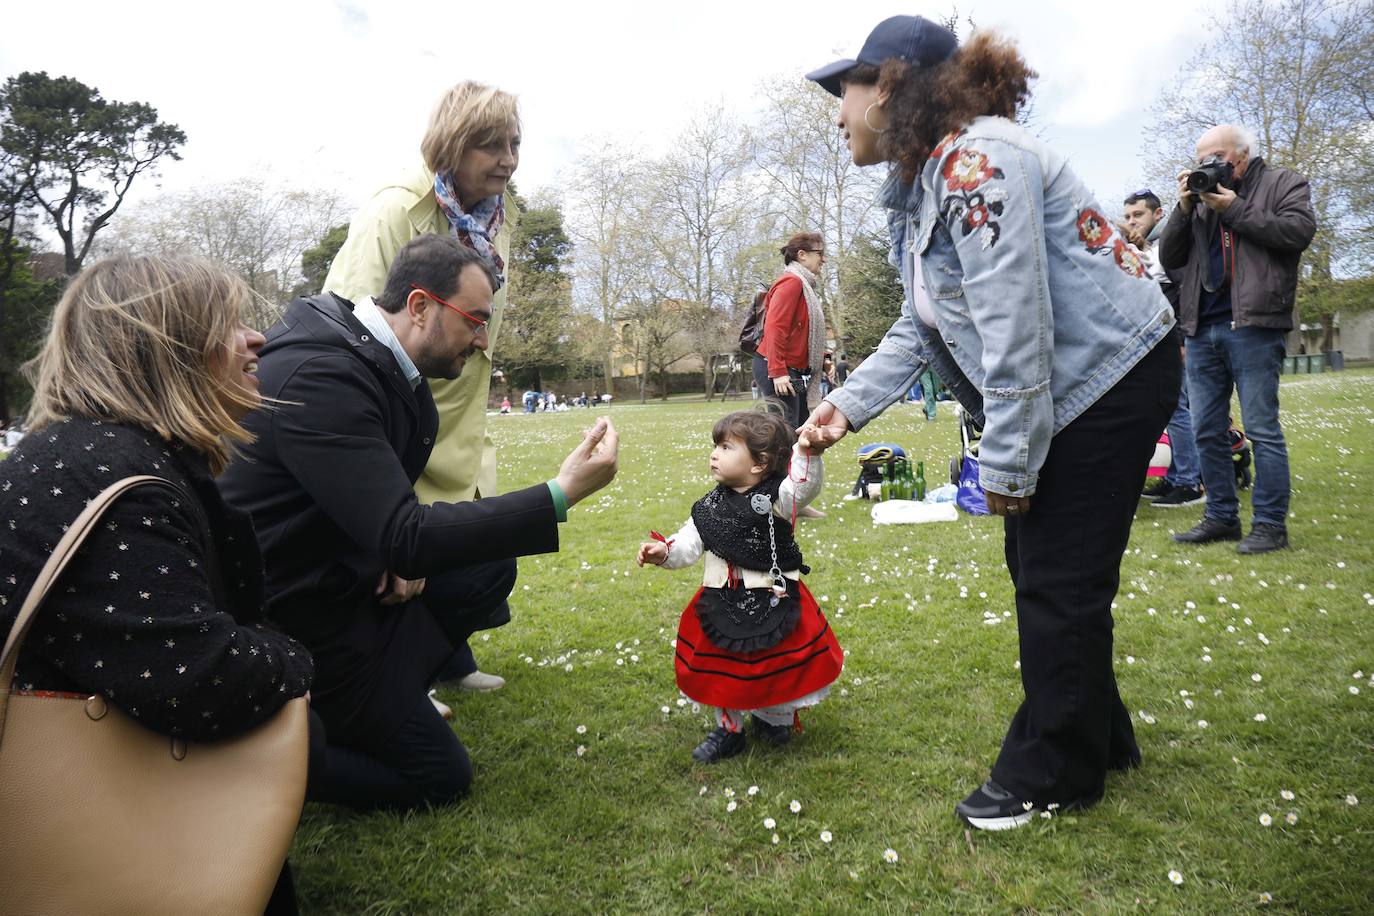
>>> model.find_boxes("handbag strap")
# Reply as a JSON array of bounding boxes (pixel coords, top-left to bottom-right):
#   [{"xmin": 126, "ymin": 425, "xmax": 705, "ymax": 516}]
[{"xmin": 0, "ymin": 475, "xmax": 174, "ymax": 747}]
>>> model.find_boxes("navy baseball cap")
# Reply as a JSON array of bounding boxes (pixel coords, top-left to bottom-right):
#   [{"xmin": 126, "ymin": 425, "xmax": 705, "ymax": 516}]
[{"xmin": 805, "ymin": 15, "xmax": 959, "ymax": 97}]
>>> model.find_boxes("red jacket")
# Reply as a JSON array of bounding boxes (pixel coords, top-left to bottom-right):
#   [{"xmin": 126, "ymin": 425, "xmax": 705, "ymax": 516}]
[{"xmin": 760, "ymin": 273, "xmax": 809, "ymax": 379}]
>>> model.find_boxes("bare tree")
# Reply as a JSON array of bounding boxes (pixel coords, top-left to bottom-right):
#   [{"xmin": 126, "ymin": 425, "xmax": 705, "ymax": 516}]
[
  {"xmin": 564, "ymin": 140, "xmax": 646, "ymax": 393},
  {"xmin": 639, "ymin": 108, "xmax": 756, "ymax": 397},
  {"xmin": 752, "ymin": 77, "xmax": 886, "ymax": 346},
  {"xmin": 104, "ymin": 176, "xmax": 346, "ymax": 326}
]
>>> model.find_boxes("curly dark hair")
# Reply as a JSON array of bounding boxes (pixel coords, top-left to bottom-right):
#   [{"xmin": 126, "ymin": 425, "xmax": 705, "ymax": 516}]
[
  {"xmin": 846, "ymin": 32, "xmax": 1036, "ymax": 185},
  {"xmin": 712, "ymin": 408, "xmax": 796, "ymax": 477}
]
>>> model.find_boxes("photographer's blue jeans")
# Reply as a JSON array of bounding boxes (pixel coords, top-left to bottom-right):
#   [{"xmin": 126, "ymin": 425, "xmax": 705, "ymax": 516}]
[
  {"xmin": 1163, "ymin": 367, "xmax": 1200, "ymax": 489},
  {"xmin": 1186, "ymin": 323, "xmax": 1290, "ymax": 528}
]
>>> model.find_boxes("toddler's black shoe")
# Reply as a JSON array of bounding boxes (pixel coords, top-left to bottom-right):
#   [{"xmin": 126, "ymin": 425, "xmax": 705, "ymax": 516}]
[
  {"xmin": 692, "ymin": 726, "xmax": 747, "ymax": 763},
  {"xmin": 751, "ymin": 716, "xmax": 793, "ymax": 747}
]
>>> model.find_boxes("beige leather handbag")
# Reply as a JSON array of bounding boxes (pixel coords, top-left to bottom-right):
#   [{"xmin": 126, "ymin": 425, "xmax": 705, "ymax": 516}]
[{"xmin": 0, "ymin": 475, "xmax": 310, "ymax": 916}]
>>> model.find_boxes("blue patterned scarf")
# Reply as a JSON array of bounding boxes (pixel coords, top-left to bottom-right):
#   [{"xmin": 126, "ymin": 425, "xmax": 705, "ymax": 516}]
[{"xmin": 433, "ymin": 173, "xmax": 506, "ymax": 290}]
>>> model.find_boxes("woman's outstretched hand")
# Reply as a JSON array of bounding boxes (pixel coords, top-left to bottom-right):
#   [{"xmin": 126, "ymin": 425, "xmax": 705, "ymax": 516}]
[{"xmin": 802, "ymin": 401, "xmax": 851, "ymax": 452}]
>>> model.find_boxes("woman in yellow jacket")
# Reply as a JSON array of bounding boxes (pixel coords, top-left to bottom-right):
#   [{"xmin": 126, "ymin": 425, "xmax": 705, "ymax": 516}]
[{"xmin": 324, "ymin": 81, "xmax": 520, "ymax": 693}]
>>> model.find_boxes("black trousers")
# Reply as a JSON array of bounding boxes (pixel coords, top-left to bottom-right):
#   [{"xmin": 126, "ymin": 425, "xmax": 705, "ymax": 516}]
[
  {"xmin": 763, "ymin": 367, "xmax": 809, "ymax": 430},
  {"xmin": 426, "ymin": 558, "xmax": 518, "ymax": 682},
  {"xmin": 989, "ymin": 336, "xmax": 1179, "ymax": 805},
  {"xmin": 303, "ymin": 559, "xmax": 516, "ymax": 812}
]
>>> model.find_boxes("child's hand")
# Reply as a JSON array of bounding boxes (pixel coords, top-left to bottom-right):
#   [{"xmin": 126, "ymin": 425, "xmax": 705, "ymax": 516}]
[
  {"xmin": 637, "ymin": 541, "xmax": 669, "ymax": 567},
  {"xmin": 796, "ymin": 423, "xmax": 827, "ymax": 452}
]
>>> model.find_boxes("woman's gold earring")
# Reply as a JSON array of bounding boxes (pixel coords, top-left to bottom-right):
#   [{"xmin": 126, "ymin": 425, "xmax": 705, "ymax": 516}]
[{"xmin": 864, "ymin": 104, "xmax": 888, "ymax": 134}]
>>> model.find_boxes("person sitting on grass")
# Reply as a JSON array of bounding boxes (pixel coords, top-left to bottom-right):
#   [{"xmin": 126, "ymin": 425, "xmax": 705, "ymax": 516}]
[{"xmin": 636, "ymin": 408, "xmax": 843, "ymax": 763}]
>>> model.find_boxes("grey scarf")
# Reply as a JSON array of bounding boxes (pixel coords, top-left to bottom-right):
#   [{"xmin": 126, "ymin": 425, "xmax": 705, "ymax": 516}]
[{"xmin": 784, "ymin": 261, "xmax": 827, "ymax": 408}]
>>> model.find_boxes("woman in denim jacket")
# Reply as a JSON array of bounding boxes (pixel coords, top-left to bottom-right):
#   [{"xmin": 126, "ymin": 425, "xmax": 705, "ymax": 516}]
[{"xmin": 804, "ymin": 17, "xmax": 1180, "ymax": 830}]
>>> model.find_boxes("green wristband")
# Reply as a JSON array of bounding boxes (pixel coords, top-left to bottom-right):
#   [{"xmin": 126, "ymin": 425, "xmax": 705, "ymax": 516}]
[{"xmin": 546, "ymin": 480, "xmax": 568, "ymax": 522}]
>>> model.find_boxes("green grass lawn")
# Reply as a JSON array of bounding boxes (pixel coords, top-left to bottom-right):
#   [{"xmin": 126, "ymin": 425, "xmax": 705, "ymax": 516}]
[{"xmin": 293, "ymin": 371, "xmax": 1374, "ymax": 914}]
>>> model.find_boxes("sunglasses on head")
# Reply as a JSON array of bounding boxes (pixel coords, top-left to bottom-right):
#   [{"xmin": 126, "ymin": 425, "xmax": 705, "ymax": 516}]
[{"xmin": 409, "ymin": 283, "xmax": 489, "ymax": 332}]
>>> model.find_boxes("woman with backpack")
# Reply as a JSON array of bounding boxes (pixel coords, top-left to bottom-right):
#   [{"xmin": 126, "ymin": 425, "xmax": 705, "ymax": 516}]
[{"xmin": 757, "ymin": 232, "xmax": 828, "ymax": 431}]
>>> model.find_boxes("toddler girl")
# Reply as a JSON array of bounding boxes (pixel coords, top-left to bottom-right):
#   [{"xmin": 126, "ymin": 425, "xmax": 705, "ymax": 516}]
[{"xmin": 637, "ymin": 409, "xmax": 843, "ymax": 762}]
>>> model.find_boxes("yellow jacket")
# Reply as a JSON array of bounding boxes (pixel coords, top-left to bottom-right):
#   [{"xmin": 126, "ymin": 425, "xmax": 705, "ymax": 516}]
[{"xmin": 323, "ymin": 163, "xmax": 511, "ymax": 502}]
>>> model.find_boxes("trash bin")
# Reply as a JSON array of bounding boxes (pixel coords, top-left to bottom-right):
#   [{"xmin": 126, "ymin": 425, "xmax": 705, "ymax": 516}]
[{"xmin": 1326, "ymin": 350, "xmax": 1345, "ymax": 372}]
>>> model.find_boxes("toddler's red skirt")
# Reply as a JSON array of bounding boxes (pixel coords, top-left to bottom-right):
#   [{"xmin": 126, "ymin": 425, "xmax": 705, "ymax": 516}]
[{"xmin": 675, "ymin": 581, "xmax": 843, "ymax": 709}]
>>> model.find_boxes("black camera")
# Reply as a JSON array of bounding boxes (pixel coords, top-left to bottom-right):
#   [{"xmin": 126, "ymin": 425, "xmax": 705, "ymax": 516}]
[{"xmin": 1187, "ymin": 155, "xmax": 1235, "ymax": 195}]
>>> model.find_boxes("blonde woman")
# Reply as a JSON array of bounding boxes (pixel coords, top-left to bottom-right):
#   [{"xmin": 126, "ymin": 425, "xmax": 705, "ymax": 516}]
[
  {"xmin": 324, "ymin": 81, "xmax": 520, "ymax": 692},
  {"xmin": 0, "ymin": 256, "xmax": 313, "ymax": 912}
]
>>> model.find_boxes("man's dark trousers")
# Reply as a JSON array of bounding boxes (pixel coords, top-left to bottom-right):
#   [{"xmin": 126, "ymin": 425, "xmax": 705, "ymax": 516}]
[
  {"xmin": 990, "ymin": 337, "xmax": 1180, "ymax": 805},
  {"xmin": 304, "ymin": 558, "xmax": 516, "ymax": 811}
]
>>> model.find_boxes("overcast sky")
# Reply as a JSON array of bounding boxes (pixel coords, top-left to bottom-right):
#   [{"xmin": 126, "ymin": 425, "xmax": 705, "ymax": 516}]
[{"xmin": 4, "ymin": 0, "xmax": 1207, "ymax": 224}]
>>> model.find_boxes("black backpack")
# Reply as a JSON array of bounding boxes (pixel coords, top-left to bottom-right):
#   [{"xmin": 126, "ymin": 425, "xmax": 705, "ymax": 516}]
[{"xmin": 738, "ymin": 290, "xmax": 769, "ymax": 355}]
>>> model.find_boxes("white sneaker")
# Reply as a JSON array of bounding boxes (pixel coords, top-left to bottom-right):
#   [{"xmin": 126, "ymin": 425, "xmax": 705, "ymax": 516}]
[
  {"xmin": 456, "ymin": 670, "xmax": 506, "ymax": 692},
  {"xmin": 427, "ymin": 689, "xmax": 453, "ymax": 720}
]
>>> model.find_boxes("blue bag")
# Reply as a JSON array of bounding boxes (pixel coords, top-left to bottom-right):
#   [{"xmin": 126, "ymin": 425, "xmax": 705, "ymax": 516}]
[
  {"xmin": 953, "ymin": 407, "xmax": 990, "ymax": 515},
  {"xmin": 956, "ymin": 454, "xmax": 989, "ymax": 516}
]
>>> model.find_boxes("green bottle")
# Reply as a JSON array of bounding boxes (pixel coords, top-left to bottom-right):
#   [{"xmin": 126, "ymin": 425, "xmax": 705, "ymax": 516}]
[
  {"xmin": 879, "ymin": 463, "xmax": 891, "ymax": 502},
  {"xmin": 898, "ymin": 461, "xmax": 912, "ymax": 500},
  {"xmin": 915, "ymin": 460, "xmax": 927, "ymax": 501}
]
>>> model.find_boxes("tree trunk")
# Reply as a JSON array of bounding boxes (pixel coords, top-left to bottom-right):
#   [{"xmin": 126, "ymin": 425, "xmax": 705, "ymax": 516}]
[
  {"xmin": 0, "ymin": 370, "xmax": 10, "ymax": 427},
  {"xmin": 1321, "ymin": 313, "xmax": 1335, "ymax": 352}
]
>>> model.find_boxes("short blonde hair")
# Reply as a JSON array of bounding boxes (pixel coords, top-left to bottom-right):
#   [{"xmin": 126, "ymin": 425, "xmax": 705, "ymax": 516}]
[
  {"xmin": 420, "ymin": 80, "xmax": 520, "ymax": 176},
  {"xmin": 25, "ymin": 256, "xmax": 258, "ymax": 474}
]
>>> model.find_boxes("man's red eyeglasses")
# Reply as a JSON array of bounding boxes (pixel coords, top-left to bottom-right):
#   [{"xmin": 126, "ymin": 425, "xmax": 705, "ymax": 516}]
[{"xmin": 409, "ymin": 283, "xmax": 489, "ymax": 333}]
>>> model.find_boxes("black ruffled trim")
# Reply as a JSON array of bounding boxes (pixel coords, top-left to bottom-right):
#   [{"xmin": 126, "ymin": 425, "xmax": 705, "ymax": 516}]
[{"xmin": 695, "ymin": 583, "xmax": 803, "ymax": 653}]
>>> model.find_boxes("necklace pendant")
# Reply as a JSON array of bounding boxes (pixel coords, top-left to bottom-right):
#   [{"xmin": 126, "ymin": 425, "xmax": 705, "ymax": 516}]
[{"xmin": 749, "ymin": 493, "xmax": 772, "ymax": 515}]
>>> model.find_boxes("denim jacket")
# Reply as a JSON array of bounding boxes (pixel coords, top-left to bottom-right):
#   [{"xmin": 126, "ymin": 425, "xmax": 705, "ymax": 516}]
[{"xmin": 827, "ymin": 116, "xmax": 1175, "ymax": 497}]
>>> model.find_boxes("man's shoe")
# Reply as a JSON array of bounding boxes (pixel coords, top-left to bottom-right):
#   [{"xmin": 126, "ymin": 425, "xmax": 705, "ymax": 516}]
[
  {"xmin": 1140, "ymin": 478, "xmax": 1171, "ymax": 500},
  {"xmin": 955, "ymin": 780, "xmax": 1039, "ymax": 831},
  {"xmin": 455, "ymin": 670, "xmax": 506, "ymax": 692},
  {"xmin": 1237, "ymin": 523, "xmax": 1289, "ymax": 555},
  {"xmin": 751, "ymin": 716, "xmax": 793, "ymax": 747},
  {"xmin": 1173, "ymin": 517, "xmax": 1242, "ymax": 544},
  {"xmin": 428, "ymin": 689, "xmax": 453, "ymax": 721},
  {"xmin": 691, "ymin": 726, "xmax": 747, "ymax": 763},
  {"xmin": 1153, "ymin": 485, "xmax": 1205, "ymax": 508}
]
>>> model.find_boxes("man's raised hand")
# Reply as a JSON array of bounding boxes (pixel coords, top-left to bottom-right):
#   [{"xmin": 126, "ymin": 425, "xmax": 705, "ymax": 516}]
[{"xmin": 556, "ymin": 417, "xmax": 620, "ymax": 507}]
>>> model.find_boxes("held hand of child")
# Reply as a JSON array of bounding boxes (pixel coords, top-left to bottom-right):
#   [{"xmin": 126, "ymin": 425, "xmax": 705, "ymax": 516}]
[
  {"xmin": 796, "ymin": 421, "xmax": 835, "ymax": 453},
  {"xmin": 637, "ymin": 541, "xmax": 669, "ymax": 567}
]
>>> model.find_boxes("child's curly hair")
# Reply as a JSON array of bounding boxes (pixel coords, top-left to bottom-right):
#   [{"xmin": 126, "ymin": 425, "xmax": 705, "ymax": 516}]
[{"xmin": 712, "ymin": 408, "xmax": 796, "ymax": 477}]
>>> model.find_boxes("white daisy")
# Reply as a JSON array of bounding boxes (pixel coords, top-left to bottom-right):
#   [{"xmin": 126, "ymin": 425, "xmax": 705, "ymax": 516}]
[
  {"xmin": 883, "ymin": 848, "xmax": 899, "ymax": 864},
  {"xmin": 1168, "ymin": 870, "xmax": 1184, "ymax": 885}
]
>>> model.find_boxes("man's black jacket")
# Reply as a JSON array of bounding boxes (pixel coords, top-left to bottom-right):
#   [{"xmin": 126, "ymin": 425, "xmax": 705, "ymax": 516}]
[
  {"xmin": 1158, "ymin": 157, "xmax": 1315, "ymax": 336},
  {"xmin": 219, "ymin": 293, "xmax": 559, "ymax": 742}
]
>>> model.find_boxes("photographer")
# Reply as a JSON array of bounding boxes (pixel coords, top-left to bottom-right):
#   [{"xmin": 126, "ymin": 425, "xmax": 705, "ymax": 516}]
[{"xmin": 1158, "ymin": 124, "xmax": 1315, "ymax": 554}]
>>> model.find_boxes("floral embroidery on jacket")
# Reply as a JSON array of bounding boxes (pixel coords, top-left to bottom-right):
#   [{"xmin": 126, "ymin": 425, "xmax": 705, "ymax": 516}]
[
  {"xmin": 1076, "ymin": 206, "xmax": 1147, "ymax": 278},
  {"xmin": 942, "ymin": 148, "xmax": 1002, "ymax": 192},
  {"xmin": 1076, "ymin": 208, "xmax": 1113, "ymax": 250},
  {"xmin": 1111, "ymin": 239, "xmax": 1147, "ymax": 278},
  {"xmin": 937, "ymin": 145, "xmax": 1007, "ymax": 251}
]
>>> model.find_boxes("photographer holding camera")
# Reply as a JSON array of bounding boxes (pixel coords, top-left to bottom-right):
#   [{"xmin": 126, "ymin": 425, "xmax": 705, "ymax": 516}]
[{"xmin": 1158, "ymin": 124, "xmax": 1315, "ymax": 554}]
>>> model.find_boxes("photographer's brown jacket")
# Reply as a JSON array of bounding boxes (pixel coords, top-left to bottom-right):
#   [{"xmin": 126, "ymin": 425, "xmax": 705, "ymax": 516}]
[{"xmin": 1158, "ymin": 157, "xmax": 1315, "ymax": 335}]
